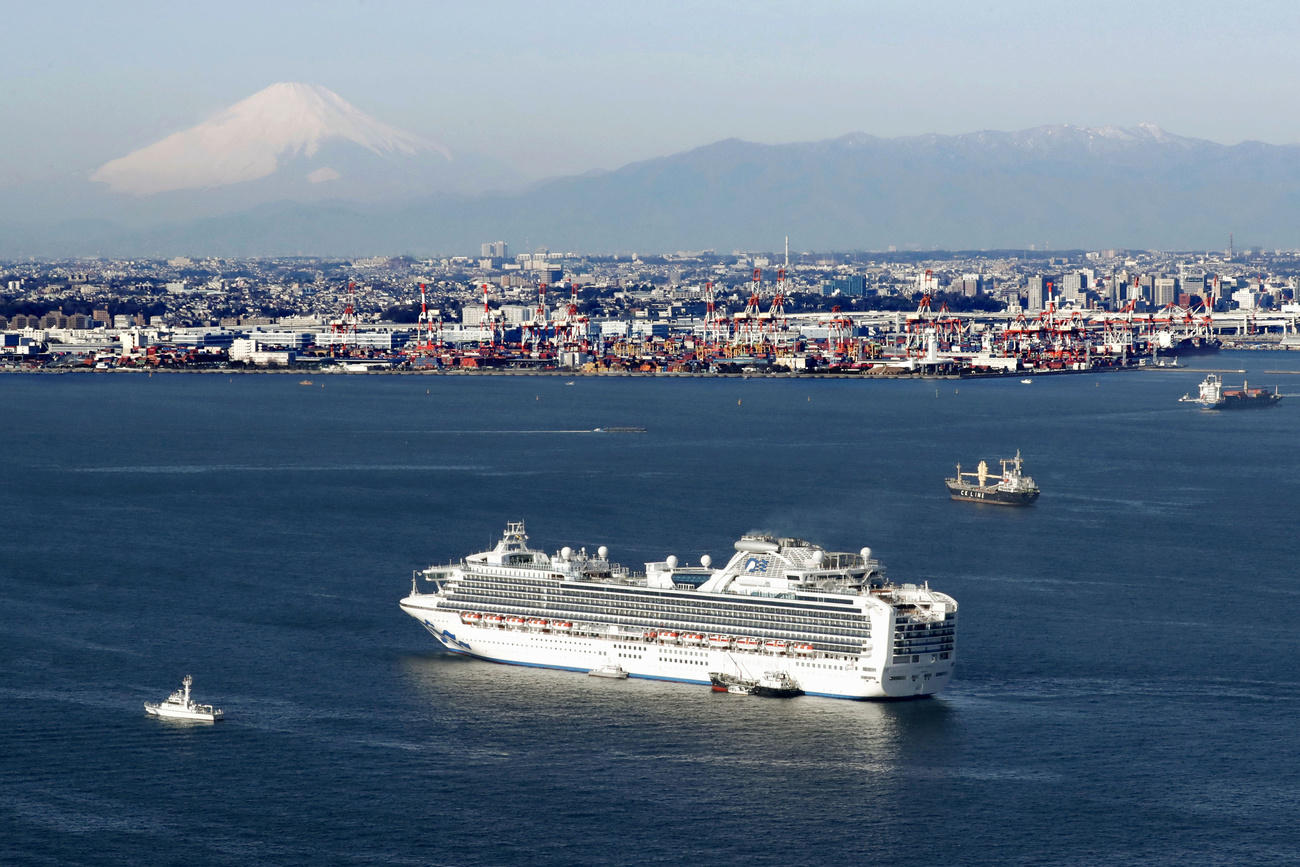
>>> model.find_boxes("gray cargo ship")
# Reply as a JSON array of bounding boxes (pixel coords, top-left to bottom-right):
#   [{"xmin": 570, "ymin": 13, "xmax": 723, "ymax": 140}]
[{"xmin": 945, "ymin": 450, "xmax": 1040, "ymax": 506}]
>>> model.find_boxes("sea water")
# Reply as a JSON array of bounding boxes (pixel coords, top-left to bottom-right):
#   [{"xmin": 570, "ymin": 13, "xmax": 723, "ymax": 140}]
[{"xmin": 2, "ymin": 355, "xmax": 1298, "ymax": 865}]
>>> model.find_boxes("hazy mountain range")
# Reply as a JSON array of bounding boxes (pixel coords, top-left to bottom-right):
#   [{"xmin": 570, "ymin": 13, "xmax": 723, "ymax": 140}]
[{"xmin": 3, "ymin": 82, "xmax": 1299, "ymax": 257}]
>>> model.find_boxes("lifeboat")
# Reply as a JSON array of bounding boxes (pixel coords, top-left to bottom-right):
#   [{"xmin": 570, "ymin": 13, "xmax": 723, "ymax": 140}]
[
  {"xmin": 791, "ymin": 643, "xmax": 815, "ymax": 655},
  {"xmin": 763, "ymin": 639, "xmax": 789, "ymax": 654},
  {"xmin": 506, "ymin": 615, "xmax": 526, "ymax": 628},
  {"xmin": 707, "ymin": 634, "xmax": 732, "ymax": 649},
  {"xmin": 460, "ymin": 612, "xmax": 482, "ymax": 625},
  {"xmin": 553, "ymin": 621, "xmax": 574, "ymax": 632},
  {"xmin": 682, "ymin": 633, "xmax": 705, "ymax": 646},
  {"xmin": 486, "ymin": 614, "xmax": 506, "ymax": 627},
  {"xmin": 643, "ymin": 630, "xmax": 658, "ymax": 641},
  {"xmin": 734, "ymin": 637, "xmax": 760, "ymax": 651},
  {"xmin": 527, "ymin": 618, "xmax": 550, "ymax": 631},
  {"xmin": 659, "ymin": 631, "xmax": 680, "ymax": 643}
]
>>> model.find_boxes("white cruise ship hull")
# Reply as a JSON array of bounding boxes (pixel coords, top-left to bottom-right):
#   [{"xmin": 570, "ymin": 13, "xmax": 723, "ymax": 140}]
[{"xmin": 401, "ymin": 598, "xmax": 952, "ymax": 700}]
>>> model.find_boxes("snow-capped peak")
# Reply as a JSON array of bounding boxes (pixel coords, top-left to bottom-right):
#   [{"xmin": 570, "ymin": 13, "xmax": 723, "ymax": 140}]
[{"xmin": 91, "ymin": 82, "xmax": 449, "ymax": 196}]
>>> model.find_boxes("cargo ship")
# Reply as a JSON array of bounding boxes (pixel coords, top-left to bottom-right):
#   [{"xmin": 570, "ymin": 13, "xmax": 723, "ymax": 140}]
[
  {"xmin": 945, "ymin": 450, "xmax": 1040, "ymax": 506},
  {"xmin": 1179, "ymin": 374, "xmax": 1282, "ymax": 409},
  {"xmin": 400, "ymin": 522, "xmax": 957, "ymax": 700}
]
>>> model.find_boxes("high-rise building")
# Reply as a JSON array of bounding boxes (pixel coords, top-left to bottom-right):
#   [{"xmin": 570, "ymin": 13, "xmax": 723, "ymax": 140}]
[
  {"xmin": 1060, "ymin": 272, "xmax": 1087, "ymax": 303},
  {"xmin": 481, "ymin": 241, "xmax": 508, "ymax": 258},
  {"xmin": 1026, "ymin": 275, "xmax": 1059, "ymax": 312},
  {"xmin": 1153, "ymin": 277, "xmax": 1177, "ymax": 307},
  {"xmin": 957, "ymin": 274, "xmax": 983, "ymax": 297},
  {"xmin": 825, "ymin": 275, "xmax": 867, "ymax": 296}
]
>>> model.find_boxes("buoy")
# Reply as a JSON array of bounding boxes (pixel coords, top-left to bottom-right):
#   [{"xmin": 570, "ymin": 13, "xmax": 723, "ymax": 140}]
[{"xmin": 737, "ymin": 399, "xmax": 742, "ymax": 406}]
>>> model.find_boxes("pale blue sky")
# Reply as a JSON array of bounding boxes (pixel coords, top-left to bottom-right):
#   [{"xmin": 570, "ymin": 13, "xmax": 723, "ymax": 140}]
[{"xmin": 5, "ymin": 0, "xmax": 1300, "ymax": 188}]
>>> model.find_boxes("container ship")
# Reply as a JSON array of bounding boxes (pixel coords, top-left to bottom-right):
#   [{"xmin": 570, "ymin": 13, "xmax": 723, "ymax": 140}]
[
  {"xmin": 1179, "ymin": 373, "xmax": 1282, "ymax": 409},
  {"xmin": 945, "ymin": 450, "xmax": 1040, "ymax": 506},
  {"xmin": 399, "ymin": 522, "xmax": 957, "ymax": 700}
]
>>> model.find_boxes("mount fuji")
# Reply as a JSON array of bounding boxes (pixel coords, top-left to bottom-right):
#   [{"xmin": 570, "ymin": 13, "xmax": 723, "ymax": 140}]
[
  {"xmin": 76, "ymin": 83, "xmax": 522, "ymax": 225},
  {"xmin": 92, "ymin": 82, "xmax": 451, "ymax": 196}
]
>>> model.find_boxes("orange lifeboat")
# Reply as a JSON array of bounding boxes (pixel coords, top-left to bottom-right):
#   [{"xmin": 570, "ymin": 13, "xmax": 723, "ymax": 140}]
[
  {"xmin": 486, "ymin": 614, "xmax": 505, "ymax": 626},
  {"xmin": 682, "ymin": 633, "xmax": 705, "ymax": 646},
  {"xmin": 527, "ymin": 618, "xmax": 550, "ymax": 631},
  {"xmin": 506, "ymin": 615, "xmax": 526, "ymax": 628},
  {"xmin": 460, "ymin": 612, "xmax": 482, "ymax": 625},
  {"xmin": 764, "ymin": 639, "xmax": 789, "ymax": 654},
  {"xmin": 553, "ymin": 621, "xmax": 574, "ymax": 632},
  {"xmin": 734, "ymin": 637, "xmax": 760, "ymax": 651},
  {"xmin": 791, "ymin": 643, "xmax": 815, "ymax": 655},
  {"xmin": 659, "ymin": 631, "xmax": 680, "ymax": 643},
  {"xmin": 707, "ymin": 634, "xmax": 731, "ymax": 649}
]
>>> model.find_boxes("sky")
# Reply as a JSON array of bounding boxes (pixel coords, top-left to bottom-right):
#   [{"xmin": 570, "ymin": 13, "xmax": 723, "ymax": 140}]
[{"xmin": 5, "ymin": 0, "xmax": 1300, "ymax": 190}]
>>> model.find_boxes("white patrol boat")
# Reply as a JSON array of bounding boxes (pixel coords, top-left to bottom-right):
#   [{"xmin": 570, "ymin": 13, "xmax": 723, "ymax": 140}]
[
  {"xmin": 144, "ymin": 675, "xmax": 224, "ymax": 722},
  {"xmin": 400, "ymin": 522, "xmax": 957, "ymax": 700}
]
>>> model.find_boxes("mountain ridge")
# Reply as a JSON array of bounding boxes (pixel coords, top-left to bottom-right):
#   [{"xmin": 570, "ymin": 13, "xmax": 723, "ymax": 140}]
[{"xmin": 8, "ymin": 117, "xmax": 1300, "ymax": 256}]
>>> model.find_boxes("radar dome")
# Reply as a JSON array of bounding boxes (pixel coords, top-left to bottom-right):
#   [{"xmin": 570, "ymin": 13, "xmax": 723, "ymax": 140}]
[
  {"xmin": 665, "ymin": 555, "xmax": 678, "ymax": 569},
  {"xmin": 700, "ymin": 554, "xmax": 712, "ymax": 568},
  {"xmin": 860, "ymin": 547, "xmax": 872, "ymax": 561},
  {"xmin": 598, "ymin": 546, "xmax": 608, "ymax": 559},
  {"xmin": 560, "ymin": 546, "xmax": 572, "ymax": 559},
  {"xmin": 810, "ymin": 550, "xmax": 824, "ymax": 566}
]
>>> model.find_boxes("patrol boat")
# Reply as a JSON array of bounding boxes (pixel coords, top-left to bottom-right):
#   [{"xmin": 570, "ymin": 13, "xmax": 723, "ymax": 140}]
[
  {"xmin": 144, "ymin": 675, "xmax": 224, "ymax": 722},
  {"xmin": 400, "ymin": 522, "xmax": 957, "ymax": 700}
]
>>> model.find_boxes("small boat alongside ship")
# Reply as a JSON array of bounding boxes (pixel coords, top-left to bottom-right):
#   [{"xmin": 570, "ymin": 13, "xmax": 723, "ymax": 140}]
[
  {"xmin": 708, "ymin": 670, "xmax": 804, "ymax": 698},
  {"xmin": 945, "ymin": 450, "xmax": 1039, "ymax": 506},
  {"xmin": 144, "ymin": 675, "xmax": 223, "ymax": 722},
  {"xmin": 1179, "ymin": 373, "xmax": 1282, "ymax": 409},
  {"xmin": 588, "ymin": 663, "xmax": 628, "ymax": 679}
]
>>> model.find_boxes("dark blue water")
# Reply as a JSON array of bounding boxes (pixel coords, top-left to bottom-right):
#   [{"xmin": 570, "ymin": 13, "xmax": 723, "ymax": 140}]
[{"xmin": 3, "ymin": 356, "xmax": 1298, "ymax": 865}]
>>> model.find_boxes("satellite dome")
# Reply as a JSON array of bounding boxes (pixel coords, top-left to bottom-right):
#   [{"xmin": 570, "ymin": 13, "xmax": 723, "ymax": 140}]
[
  {"xmin": 665, "ymin": 555, "xmax": 678, "ymax": 569},
  {"xmin": 560, "ymin": 546, "xmax": 572, "ymax": 559},
  {"xmin": 597, "ymin": 546, "xmax": 608, "ymax": 559},
  {"xmin": 700, "ymin": 554, "xmax": 712, "ymax": 568},
  {"xmin": 860, "ymin": 547, "xmax": 872, "ymax": 561}
]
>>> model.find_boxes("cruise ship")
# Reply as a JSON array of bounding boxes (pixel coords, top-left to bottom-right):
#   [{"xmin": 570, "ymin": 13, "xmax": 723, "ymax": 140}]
[{"xmin": 399, "ymin": 522, "xmax": 957, "ymax": 699}]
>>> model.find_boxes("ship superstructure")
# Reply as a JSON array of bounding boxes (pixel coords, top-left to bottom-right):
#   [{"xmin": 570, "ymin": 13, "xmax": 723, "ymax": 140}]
[{"xmin": 399, "ymin": 522, "xmax": 957, "ymax": 699}]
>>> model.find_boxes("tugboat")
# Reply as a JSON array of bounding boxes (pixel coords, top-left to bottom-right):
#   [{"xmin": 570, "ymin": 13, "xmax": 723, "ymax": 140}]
[
  {"xmin": 1179, "ymin": 374, "xmax": 1282, "ymax": 409},
  {"xmin": 751, "ymin": 671, "xmax": 804, "ymax": 699},
  {"xmin": 945, "ymin": 450, "xmax": 1040, "ymax": 506},
  {"xmin": 144, "ymin": 675, "xmax": 224, "ymax": 722},
  {"xmin": 709, "ymin": 670, "xmax": 803, "ymax": 698}
]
